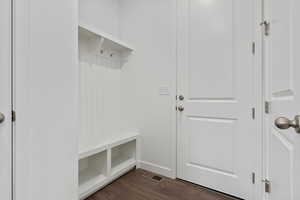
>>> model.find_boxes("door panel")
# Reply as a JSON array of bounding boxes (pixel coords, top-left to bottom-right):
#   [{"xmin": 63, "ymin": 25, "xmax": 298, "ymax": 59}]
[
  {"xmin": 269, "ymin": 130, "xmax": 293, "ymax": 199},
  {"xmin": 188, "ymin": 117, "xmax": 236, "ymax": 174},
  {"xmin": 177, "ymin": 0, "xmax": 255, "ymax": 199},
  {"xmin": 268, "ymin": 0, "xmax": 293, "ymax": 97},
  {"xmin": 14, "ymin": 0, "xmax": 78, "ymax": 199},
  {"xmin": 265, "ymin": 0, "xmax": 300, "ymax": 199},
  {"xmin": 0, "ymin": 0, "xmax": 12, "ymax": 199},
  {"xmin": 188, "ymin": 0, "xmax": 235, "ymax": 99}
]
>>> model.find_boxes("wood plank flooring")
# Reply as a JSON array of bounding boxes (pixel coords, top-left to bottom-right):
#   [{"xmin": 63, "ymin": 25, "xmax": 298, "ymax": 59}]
[{"xmin": 86, "ymin": 169, "xmax": 240, "ymax": 200}]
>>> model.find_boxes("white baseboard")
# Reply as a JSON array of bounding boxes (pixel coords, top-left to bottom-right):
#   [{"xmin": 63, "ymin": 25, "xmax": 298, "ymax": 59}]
[{"xmin": 138, "ymin": 160, "xmax": 175, "ymax": 178}]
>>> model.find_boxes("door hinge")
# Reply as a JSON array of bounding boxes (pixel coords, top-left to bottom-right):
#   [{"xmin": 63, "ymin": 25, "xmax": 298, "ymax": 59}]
[
  {"xmin": 252, "ymin": 172, "xmax": 256, "ymax": 184},
  {"xmin": 262, "ymin": 179, "xmax": 271, "ymax": 193},
  {"xmin": 261, "ymin": 20, "xmax": 271, "ymax": 36},
  {"xmin": 265, "ymin": 101, "xmax": 271, "ymax": 114},
  {"xmin": 252, "ymin": 42, "xmax": 256, "ymax": 54},
  {"xmin": 12, "ymin": 110, "xmax": 16, "ymax": 122},
  {"xmin": 252, "ymin": 108, "xmax": 256, "ymax": 119}
]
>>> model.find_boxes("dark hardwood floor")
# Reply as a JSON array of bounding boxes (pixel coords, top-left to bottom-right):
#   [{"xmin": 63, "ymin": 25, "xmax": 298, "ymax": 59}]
[{"xmin": 86, "ymin": 169, "xmax": 239, "ymax": 200}]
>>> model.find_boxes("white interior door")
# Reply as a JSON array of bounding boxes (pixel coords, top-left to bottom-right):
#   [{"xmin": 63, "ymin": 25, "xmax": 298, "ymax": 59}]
[
  {"xmin": 264, "ymin": 0, "xmax": 300, "ymax": 199},
  {"xmin": 0, "ymin": 0, "xmax": 12, "ymax": 199},
  {"xmin": 14, "ymin": 0, "xmax": 78, "ymax": 200},
  {"xmin": 177, "ymin": 0, "xmax": 256, "ymax": 199}
]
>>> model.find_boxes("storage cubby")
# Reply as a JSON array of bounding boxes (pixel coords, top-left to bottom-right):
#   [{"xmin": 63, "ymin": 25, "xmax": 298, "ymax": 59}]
[
  {"xmin": 78, "ymin": 135, "xmax": 139, "ymax": 200},
  {"xmin": 111, "ymin": 140, "xmax": 137, "ymax": 175},
  {"xmin": 79, "ymin": 150, "xmax": 107, "ymax": 196}
]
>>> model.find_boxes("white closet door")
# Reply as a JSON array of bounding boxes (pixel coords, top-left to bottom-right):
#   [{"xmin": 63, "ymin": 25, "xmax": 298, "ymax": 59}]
[
  {"xmin": 0, "ymin": 0, "xmax": 12, "ymax": 199},
  {"xmin": 177, "ymin": 0, "xmax": 256, "ymax": 199},
  {"xmin": 264, "ymin": 0, "xmax": 300, "ymax": 199},
  {"xmin": 14, "ymin": 0, "xmax": 78, "ymax": 200}
]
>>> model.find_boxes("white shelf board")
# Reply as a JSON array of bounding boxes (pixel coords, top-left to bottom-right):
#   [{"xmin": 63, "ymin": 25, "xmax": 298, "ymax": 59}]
[
  {"xmin": 79, "ymin": 161, "xmax": 136, "ymax": 200},
  {"xmin": 111, "ymin": 158, "xmax": 136, "ymax": 176},
  {"xmin": 79, "ymin": 143, "xmax": 107, "ymax": 160},
  {"xmin": 78, "ymin": 132, "xmax": 139, "ymax": 160},
  {"xmin": 79, "ymin": 170, "xmax": 106, "ymax": 196},
  {"xmin": 78, "ymin": 131, "xmax": 139, "ymax": 199},
  {"xmin": 109, "ymin": 132, "xmax": 139, "ymax": 148},
  {"xmin": 79, "ymin": 21, "xmax": 134, "ymax": 52}
]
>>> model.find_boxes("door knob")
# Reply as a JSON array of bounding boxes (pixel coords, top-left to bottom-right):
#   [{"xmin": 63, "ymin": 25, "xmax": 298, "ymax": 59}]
[
  {"xmin": 0, "ymin": 112, "xmax": 5, "ymax": 124},
  {"xmin": 177, "ymin": 105, "xmax": 184, "ymax": 112},
  {"xmin": 275, "ymin": 115, "xmax": 300, "ymax": 134},
  {"xmin": 178, "ymin": 95, "xmax": 184, "ymax": 101}
]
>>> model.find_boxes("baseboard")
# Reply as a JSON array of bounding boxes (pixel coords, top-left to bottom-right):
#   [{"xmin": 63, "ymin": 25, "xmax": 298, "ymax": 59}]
[{"xmin": 138, "ymin": 160, "xmax": 175, "ymax": 178}]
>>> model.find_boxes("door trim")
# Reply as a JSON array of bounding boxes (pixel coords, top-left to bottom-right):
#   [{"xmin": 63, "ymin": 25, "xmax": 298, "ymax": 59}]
[
  {"xmin": 11, "ymin": 0, "xmax": 14, "ymax": 198},
  {"xmin": 253, "ymin": 0, "xmax": 264, "ymax": 199},
  {"xmin": 11, "ymin": 0, "xmax": 15, "ymax": 198}
]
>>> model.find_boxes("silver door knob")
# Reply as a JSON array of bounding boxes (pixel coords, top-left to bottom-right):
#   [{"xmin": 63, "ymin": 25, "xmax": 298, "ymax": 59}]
[
  {"xmin": 275, "ymin": 115, "xmax": 300, "ymax": 134},
  {"xmin": 0, "ymin": 112, "xmax": 5, "ymax": 124},
  {"xmin": 177, "ymin": 105, "xmax": 184, "ymax": 112},
  {"xmin": 178, "ymin": 95, "xmax": 184, "ymax": 101}
]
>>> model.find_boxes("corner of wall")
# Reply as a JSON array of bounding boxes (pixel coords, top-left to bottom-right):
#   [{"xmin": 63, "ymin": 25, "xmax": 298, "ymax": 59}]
[{"xmin": 138, "ymin": 160, "xmax": 175, "ymax": 179}]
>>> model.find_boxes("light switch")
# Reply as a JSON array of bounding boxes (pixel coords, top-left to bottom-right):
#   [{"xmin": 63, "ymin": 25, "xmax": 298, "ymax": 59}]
[{"xmin": 159, "ymin": 86, "xmax": 170, "ymax": 95}]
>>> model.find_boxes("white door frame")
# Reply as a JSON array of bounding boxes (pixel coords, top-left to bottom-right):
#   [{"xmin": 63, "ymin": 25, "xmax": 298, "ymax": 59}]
[
  {"xmin": 174, "ymin": 0, "xmax": 265, "ymax": 199},
  {"xmin": 253, "ymin": 0, "xmax": 264, "ymax": 199},
  {"xmin": 0, "ymin": 0, "xmax": 13, "ymax": 199}
]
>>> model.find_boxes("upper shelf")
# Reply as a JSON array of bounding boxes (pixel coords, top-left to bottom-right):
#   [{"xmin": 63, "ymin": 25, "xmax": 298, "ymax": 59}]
[{"xmin": 78, "ymin": 22, "xmax": 134, "ymax": 53}]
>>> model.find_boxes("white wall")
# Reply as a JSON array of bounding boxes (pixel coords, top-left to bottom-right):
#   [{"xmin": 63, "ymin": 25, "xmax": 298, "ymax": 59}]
[
  {"xmin": 78, "ymin": 29, "xmax": 122, "ymax": 152},
  {"xmin": 79, "ymin": 0, "xmax": 122, "ymax": 152},
  {"xmin": 79, "ymin": 0, "xmax": 120, "ymax": 37},
  {"xmin": 119, "ymin": 0, "xmax": 177, "ymax": 178}
]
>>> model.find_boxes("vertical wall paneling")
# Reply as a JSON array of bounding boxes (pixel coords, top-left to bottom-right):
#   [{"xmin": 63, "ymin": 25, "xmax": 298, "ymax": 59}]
[{"xmin": 78, "ymin": 1, "xmax": 139, "ymax": 198}]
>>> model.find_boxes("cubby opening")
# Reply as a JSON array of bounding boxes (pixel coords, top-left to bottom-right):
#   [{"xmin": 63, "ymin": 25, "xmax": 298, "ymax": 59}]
[
  {"xmin": 79, "ymin": 150, "xmax": 107, "ymax": 195},
  {"xmin": 111, "ymin": 140, "xmax": 137, "ymax": 175}
]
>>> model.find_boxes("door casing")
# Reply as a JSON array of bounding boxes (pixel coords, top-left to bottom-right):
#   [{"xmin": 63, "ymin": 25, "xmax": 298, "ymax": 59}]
[{"xmin": 0, "ymin": 0, "xmax": 12, "ymax": 199}]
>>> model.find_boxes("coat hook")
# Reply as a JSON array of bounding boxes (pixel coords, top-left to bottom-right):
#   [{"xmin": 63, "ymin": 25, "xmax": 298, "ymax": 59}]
[{"xmin": 99, "ymin": 37, "xmax": 105, "ymax": 48}]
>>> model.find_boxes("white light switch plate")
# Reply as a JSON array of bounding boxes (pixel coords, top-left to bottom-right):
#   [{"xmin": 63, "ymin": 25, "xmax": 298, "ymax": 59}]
[{"xmin": 159, "ymin": 86, "xmax": 170, "ymax": 95}]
